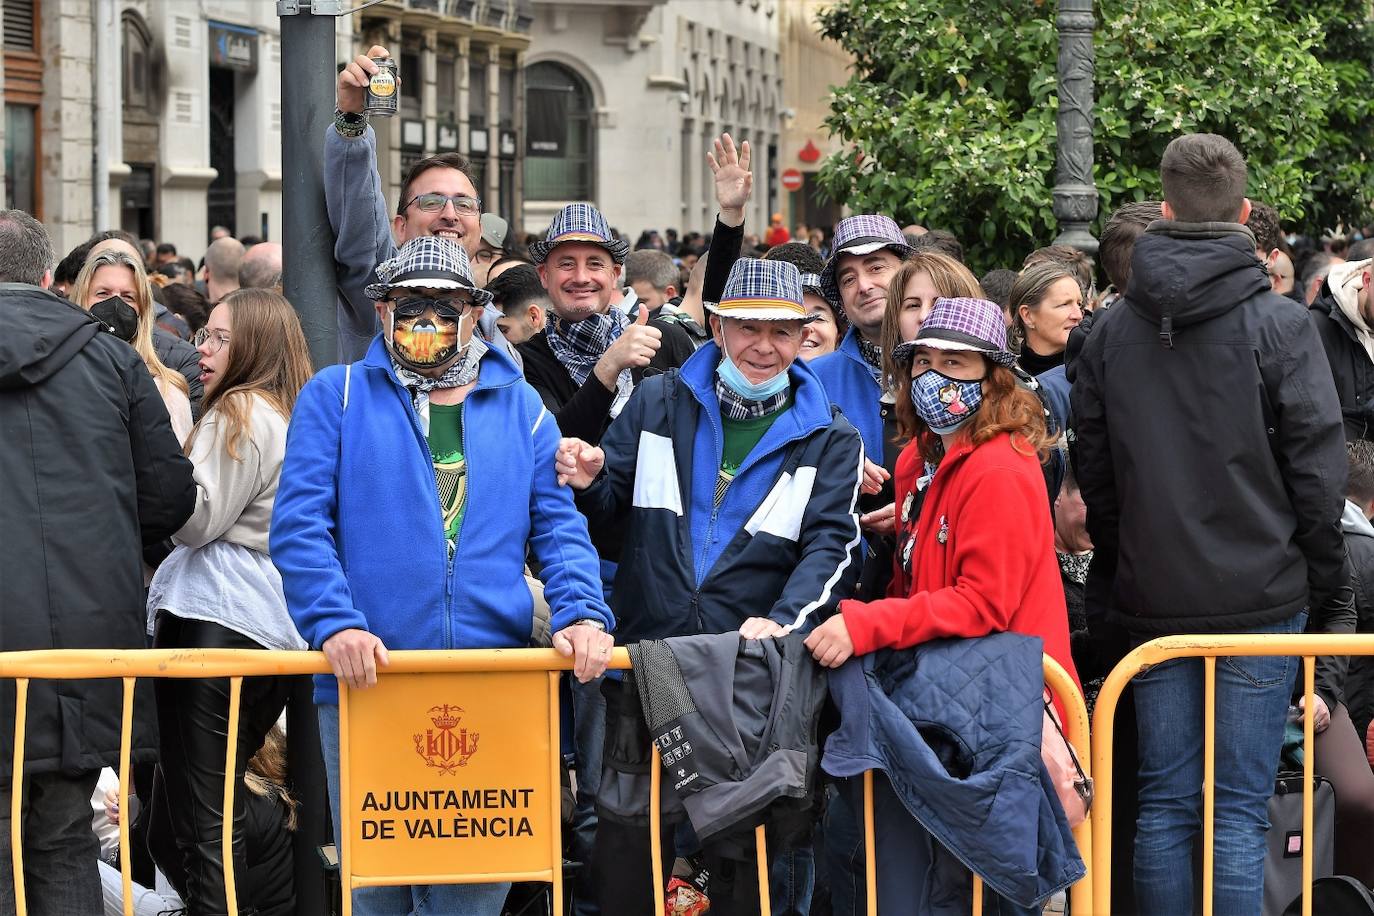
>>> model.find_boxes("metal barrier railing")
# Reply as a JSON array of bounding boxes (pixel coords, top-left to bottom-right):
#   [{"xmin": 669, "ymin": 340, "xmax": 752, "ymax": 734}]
[
  {"xmin": 857, "ymin": 653, "xmax": 1093, "ymax": 915},
  {"xmin": 1089, "ymin": 634, "xmax": 1374, "ymax": 916},
  {"xmin": 4, "ymin": 647, "xmax": 1091, "ymax": 916}
]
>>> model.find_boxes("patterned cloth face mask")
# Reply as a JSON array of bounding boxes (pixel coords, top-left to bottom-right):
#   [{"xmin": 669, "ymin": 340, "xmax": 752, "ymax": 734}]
[
  {"xmin": 387, "ymin": 298, "xmax": 469, "ymax": 372},
  {"xmin": 910, "ymin": 368, "xmax": 983, "ymax": 435}
]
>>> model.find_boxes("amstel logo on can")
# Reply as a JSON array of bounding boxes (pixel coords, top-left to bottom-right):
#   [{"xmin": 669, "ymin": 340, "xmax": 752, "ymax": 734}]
[
  {"xmin": 368, "ymin": 69, "xmax": 396, "ymax": 98},
  {"xmin": 414, "ymin": 703, "xmax": 480, "ymax": 774}
]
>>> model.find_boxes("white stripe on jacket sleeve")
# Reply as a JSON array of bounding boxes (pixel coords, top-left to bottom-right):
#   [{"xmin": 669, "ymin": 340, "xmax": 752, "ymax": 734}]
[{"xmin": 780, "ymin": 435, "xmax": 866, "ymax": 633}]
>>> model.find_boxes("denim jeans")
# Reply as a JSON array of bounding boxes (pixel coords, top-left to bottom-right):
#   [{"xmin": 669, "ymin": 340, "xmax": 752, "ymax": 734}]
[
  {"xmin": 821, "ymin": 780, "xmax": 867, "ymax": 916},
  {"xmin": 317, "ymin": 705, "xmax": 510, "ymax": 915},
  {"xmin": 0, "ymin": 770, "xmax": 102, "ymax": 916},
  {"xmin": 770, "ymin": 844, "xmax": 815, "ymax": 915},
  {"xmin": 1132, "ymin": 613, "xmax": 1305, "ymax": 916}
]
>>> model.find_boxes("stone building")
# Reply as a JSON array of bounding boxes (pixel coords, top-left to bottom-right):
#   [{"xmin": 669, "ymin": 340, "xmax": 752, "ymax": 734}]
[
  {"xmin": 0, "ymin": 0, "xmax": 531, "ymax": 262},
  {"xmin": 522, "ymin": 0, "xmax": 786, "ymax": 242}
]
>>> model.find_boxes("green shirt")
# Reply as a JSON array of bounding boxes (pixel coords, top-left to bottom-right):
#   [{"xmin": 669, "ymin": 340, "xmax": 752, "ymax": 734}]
[
  {"xmin": 715, "ymin": 397, "xmax": 792, "ymax": 506},
  {"xmin": 428, "ymin": 402, "xmax": 467, "ymax": 545}
]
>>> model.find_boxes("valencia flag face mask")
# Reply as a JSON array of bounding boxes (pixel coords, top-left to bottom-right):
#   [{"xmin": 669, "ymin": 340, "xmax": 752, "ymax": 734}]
[{"xmin": 386, "ymin": 296, "xmax": 469, "ymax": 371}]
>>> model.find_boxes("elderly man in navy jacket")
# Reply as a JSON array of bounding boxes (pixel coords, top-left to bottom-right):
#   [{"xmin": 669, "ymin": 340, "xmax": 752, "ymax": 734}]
[{"xmin": 557, "ymin": 258, "xmax": 864, "ymax": 913}]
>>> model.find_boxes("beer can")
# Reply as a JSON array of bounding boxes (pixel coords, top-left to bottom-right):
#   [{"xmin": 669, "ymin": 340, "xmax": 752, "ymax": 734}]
[{"xmin": 364, "ymin": 57, "xmax": 399, "ymax": 117}]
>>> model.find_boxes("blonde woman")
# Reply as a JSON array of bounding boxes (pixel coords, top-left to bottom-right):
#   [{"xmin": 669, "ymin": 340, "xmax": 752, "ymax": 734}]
[
  {"xmin": 145, "ymin": 289, "xmax": 313, "ymax": 915},
  {"xmin": 73, "ymin": 249, "xmax": 194, "ymax": 443}
]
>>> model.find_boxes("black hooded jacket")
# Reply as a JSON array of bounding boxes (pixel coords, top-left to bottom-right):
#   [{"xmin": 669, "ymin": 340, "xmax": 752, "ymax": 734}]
[
  {"xmin": 0, "ymin": 285, "xmax": 195, "ymax": 783},
  {"xmin": 1071, "ymin": 222, "xmax": 1349, "ymax": 635}
]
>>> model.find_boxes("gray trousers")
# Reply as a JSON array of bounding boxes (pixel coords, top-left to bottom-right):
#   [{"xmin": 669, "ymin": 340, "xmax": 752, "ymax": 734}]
[{"xmin": 0, "ymin": 769, "xmax": 102, "ymax": 916}]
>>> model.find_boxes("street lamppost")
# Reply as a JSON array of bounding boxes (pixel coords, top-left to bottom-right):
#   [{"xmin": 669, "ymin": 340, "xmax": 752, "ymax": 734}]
[{"xmin": 1052, "ymin": 0, "xmax": 1099, "ymax": 254}]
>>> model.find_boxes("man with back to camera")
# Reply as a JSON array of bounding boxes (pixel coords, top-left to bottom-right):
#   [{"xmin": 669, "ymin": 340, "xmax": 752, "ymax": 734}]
[{"xmin": 1072, "ymin": 133, "xmax": 1354, "ymax": 915}]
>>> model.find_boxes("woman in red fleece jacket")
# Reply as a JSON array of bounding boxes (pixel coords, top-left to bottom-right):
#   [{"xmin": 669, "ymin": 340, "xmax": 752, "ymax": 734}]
[{"xmin": 805, "ymin": 296, "xmax": 1079, "ymax": 693}]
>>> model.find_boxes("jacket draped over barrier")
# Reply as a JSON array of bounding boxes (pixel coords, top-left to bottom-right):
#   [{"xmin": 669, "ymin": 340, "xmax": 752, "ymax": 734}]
[{"xmin": 822, "ymin": 633, "xmax": 1084, "ymax": 912}]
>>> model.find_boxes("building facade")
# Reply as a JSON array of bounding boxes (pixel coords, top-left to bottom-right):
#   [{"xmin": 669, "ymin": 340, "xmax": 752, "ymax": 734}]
[
  {"xmin": 0, "ymin": 0, "xmax": 531, "ymax": 263},
  {"xmin": 523, "ymin": 0, "xmax": 785, "ymax": 242},
  {"xmin": 777, "ymin": 0, "xmax": 849, "ymax": 235}
]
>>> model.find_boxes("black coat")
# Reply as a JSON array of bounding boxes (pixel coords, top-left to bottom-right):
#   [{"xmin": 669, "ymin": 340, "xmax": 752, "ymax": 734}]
[
  {"xmin": 0, "ymin": 285, "xmax": 195, "ymax": 783},
  {"xmin": 1343, "ymin": 508, "xmax": 1374, "ymax": 743},
  {"xmin": 1072, "ymin": 223, "xmax": 1349, "ymax": 635},
  {"xmin": 1310, "ymin": 289, "xmax": 1374, "ymax": 441},
  {"xmin": 518, "ymin": 316, "xmax": 698, "ymax": 445}
]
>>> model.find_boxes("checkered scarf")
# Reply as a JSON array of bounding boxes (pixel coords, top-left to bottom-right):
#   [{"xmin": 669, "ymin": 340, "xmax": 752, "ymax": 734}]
[
  {"xmin": 715, "ymin": 377, "xmax": 791, "ymax": 421},
  {"xmin": 857, "ymin": 336, "xmax": 884, "ymax": 386},
  {"xmin": 545, "ymin": 308, "xmax": 634, "ymax": 417},
  {"xmin": 392, "ymin": 337, "xmax": 487, "ymax": 436}
]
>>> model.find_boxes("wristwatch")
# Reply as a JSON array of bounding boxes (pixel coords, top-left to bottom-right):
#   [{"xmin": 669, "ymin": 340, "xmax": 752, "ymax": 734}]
[
  {"xmin": 576, "ymin": 619, "xmax": 607, "ymax": 632},
  {"xmin": 334, "ymin": 108, "xmax": 368, "ymax": 138}
]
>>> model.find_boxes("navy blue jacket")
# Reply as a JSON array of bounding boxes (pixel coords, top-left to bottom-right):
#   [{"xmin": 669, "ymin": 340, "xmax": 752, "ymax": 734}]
[
  {"xmin": 577, "ymin": 343, "xmax": 865, "ymax": 644},
  {"xmin": 822, "ymin": 634, "xmax": 1084, "ymax": 910}
]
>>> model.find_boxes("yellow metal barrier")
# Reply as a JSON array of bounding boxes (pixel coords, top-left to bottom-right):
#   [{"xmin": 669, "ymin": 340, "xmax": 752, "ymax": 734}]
[
  {"xmin": 5, "ymin": 646, "xmax": 1093, "ymax": 915},
  {"xmin": 1, "ymin": 648, "xmax": 612, "ymax": 916},
  {"xmin": 1089, "ymin": 634, "xmax": 1374, "ymax": 916},
  {"xmin": 859, "ymin": 654, "xmax": 1093, "ymax": 915}
]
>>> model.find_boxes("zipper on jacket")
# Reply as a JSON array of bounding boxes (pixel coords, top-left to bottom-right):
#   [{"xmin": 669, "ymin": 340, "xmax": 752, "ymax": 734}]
[{"xmin": 444, "ymin": 399, "xmax": 470, "ymax": 650}]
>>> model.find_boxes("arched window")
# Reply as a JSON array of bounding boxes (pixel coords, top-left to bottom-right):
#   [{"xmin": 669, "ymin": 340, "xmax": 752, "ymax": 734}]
[
  {"xmin": 122, "ymin": 11, "xmax": 157, "ymax": 114},
  {"xmin": 524, "ymin": 61, "xmax": 593, "ymax": 201}
]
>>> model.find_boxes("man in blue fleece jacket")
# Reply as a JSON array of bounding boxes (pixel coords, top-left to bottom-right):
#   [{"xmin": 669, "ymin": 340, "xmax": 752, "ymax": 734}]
[{"xmin": 271, "ymin": 237, "xmax": 613, "ymax": 916}]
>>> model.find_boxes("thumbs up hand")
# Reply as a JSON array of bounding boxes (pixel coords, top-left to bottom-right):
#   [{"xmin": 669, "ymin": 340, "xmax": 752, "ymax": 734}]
[{"xmin": 593, "ymin": 306, "xmax": 662, "ymax": 388}]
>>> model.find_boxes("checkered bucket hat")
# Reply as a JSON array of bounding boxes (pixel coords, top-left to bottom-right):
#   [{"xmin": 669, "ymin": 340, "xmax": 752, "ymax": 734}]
[
  {"xmin": 891, "ymin": 297, "xmax": 1016, "ymax": 366},
  {"xmin": 707, "ymin": 258, "xmax": 817, "ymax": 322},
  {"xmin": 818, "ymin": 214, "xmax": 913, "ymax": 304},
  {"xmin": 365, "ymin": 236, "xmax": 493, "ymax": 305},
  {"xmin": 528, "ymin": 203, "xmax": 630, "ymax": 264}
]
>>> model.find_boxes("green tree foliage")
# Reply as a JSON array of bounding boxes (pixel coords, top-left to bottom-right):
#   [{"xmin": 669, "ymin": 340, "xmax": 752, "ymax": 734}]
[{"xmin": 817, "ymin": 0, "xmax": 1373, "ymax": 272}]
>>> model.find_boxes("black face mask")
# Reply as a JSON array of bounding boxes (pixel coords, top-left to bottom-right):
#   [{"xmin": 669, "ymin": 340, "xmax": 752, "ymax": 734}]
[{"xmin": 89, "ymin": 296, "xmax": 139, "ymax": 342}]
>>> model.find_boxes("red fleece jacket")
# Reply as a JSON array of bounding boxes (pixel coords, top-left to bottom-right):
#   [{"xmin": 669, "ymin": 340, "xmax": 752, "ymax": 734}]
[{"xmin": 841, "ymin": 432, "xmax": 1080, "ymax": 693}]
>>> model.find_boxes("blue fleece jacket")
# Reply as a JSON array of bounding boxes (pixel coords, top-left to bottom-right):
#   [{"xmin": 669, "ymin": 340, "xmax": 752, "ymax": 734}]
[
  {"xmin": 271, "ymin": 336, "xmax": 612, "ymax": 704},
  {"xmin": 683, "ymin": 343, "xmax": 840, "ymax": 583},
  {"xmin": 809, "ymin": 328, "xmax": 883, "ymax": 459}
]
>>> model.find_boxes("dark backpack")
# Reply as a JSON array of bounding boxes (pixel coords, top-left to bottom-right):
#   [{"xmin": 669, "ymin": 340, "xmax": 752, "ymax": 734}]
[{"xmin": 1283, "ymin": 876, "xmax": 1374, "ymax": 916}]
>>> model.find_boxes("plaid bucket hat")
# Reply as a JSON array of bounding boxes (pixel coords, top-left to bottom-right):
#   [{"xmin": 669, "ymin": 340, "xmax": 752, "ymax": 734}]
[
  {"xmin": 818, "ymin": 214, "xmax": 913, "ymax": 304},
  {"xmin": 528, "ymin": 203, "xmax": 630, "ymax": 265},
  {"xmin": 706, "ymin": 258, "xmax": 818, "ymax": 322},
  {"xmin": 365, "ymin": 236, "xmax": 493, "ymax": 305},
  {"xmin": 891, "ymin": 297, "xmax": 1016, "ymax": 366}
]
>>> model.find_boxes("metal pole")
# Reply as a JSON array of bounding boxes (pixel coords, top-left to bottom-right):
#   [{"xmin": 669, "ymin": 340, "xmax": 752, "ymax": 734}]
[
  {"xmin": 1051, "ymin": 0, "xmax": 1099, "ymax": 254},
  {"xmin": 280, "ymin": 0, "xmax": 341, "ymax": 370},
  {"xmin": 278, "ymin": 4, "xmax": 339, "ymax": 912}
]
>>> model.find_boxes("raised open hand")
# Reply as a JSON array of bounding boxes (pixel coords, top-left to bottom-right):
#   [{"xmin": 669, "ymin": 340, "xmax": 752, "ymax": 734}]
[{"xmin": 708, "ymin": 133, "xmax": 753, "ymax": 223}]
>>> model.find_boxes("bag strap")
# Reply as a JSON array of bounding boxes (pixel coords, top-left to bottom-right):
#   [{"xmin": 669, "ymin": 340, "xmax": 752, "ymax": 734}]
[{"xmin": 1045, "ymin": 695, "xmax": 1094, "ymax": 805}]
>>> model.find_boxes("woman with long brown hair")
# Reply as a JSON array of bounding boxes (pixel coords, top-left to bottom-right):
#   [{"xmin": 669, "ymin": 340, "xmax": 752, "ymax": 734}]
[
  {"xmin": 73, "ymin": 248, "xmax": 193, "ymax": 442},
  {"xmin": 805, "ymin": 295, "xmax": 1078, "ymax": 682},
  {"xmin": 145, "ymin": 288, "xmax": 313, "ymax": 916},
  {"xmin": 805, "ymin": 296, "xmax": 1082, "ymax": 913}
]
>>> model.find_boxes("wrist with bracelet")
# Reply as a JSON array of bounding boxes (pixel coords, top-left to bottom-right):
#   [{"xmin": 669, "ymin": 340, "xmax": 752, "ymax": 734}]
[{"xmin": 334, "ymin": 108, "xmax": 369, "ymax": 138}]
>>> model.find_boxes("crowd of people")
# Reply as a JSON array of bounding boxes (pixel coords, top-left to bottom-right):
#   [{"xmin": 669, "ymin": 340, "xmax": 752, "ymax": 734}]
[{"xmin": 6, "ymin": 39, "xmax": 1374, "ymax": 916}]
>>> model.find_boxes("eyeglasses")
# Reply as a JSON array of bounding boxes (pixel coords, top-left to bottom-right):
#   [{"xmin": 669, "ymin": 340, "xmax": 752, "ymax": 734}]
[
  {"xmin": 193, "ymin": 328, "xmax": 229, "ymax": 353},
  {"xmin": 392, "ymin": 296, "xmax": 475, "ymax": 319},
  {"xmin": 404, "ymin": 193, "xmax": 482, "ymax": 216}
]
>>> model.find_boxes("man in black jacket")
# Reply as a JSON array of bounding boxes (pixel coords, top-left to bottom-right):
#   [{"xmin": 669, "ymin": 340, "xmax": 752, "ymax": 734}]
[
  {"xmin": 1310, "ymin": 256, "xmax": 1374, "ymax": 441},
  {"xmin": 1072, "ymin": 134, "xmax": 1352, "ymax": 915},
  {"xmin": 0, "ymin": 209, "xmax": 195, "ymax": 915}
]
